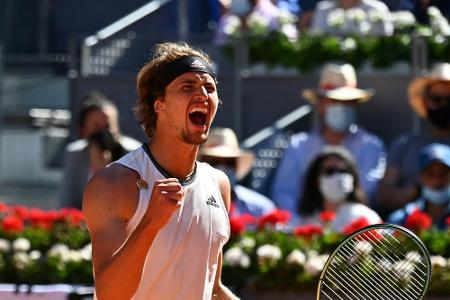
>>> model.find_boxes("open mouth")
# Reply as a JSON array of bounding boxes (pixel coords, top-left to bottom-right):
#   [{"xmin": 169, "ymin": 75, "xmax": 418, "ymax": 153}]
[{"xmin": 188, "ymin": 107, "xmax": 208, "ymax": 127}]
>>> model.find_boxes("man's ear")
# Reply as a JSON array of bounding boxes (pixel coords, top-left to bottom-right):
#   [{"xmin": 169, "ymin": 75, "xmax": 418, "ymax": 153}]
[{"xmin": 154, "ymin": 98, "xmax": 166, "ymax": 113}]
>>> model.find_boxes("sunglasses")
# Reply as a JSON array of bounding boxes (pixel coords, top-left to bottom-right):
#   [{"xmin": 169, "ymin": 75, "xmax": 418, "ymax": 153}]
[
  {"xmin": 321, "ymin": 167, "xmax": 350, "ymax": 175},
  {"xmin": 428, "ymin": 94, "xmax": 450, "ymax": 103}
]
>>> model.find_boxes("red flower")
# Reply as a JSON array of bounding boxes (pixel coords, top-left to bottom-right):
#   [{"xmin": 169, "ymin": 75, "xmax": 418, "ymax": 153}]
[
  {"xmin": 320, "ymin": 211, "xmax": 336, "ymax": 223},
  {"xmin": 29, "ymin": 208, "xmax": 59, "ymax": 230},
  {"xmin": 293, "ymin": 224, "xmax": 323, "ymax": 238},
  {"xmin": 405, "ymin": 209, "xmax": 432, "ymax": 232},
  {"xmin": 12, "ymin": 205, "xmax": 29, "ymax": 220},
  {"xmin": 1, "ymin": 215, "xmax": 24, "ymax": 233},
  {"xmin": 59, "ymin": 208, "xmax": 84, "ymax": 226},
  {"xmin": 258, "ymin": 209, "xmax": 291, "ymax": 229},
  {"xmin": 342, "ymin": 217, "xmax": 370, "ymax": 236},
  {"xmin": 228, "ymin": 214, "xmax": 257, "ymax": 236},
  {"xmin": 446, "ymin": 216, "xmax": 450, "ymax": 227},
  {"xmin": 230, "ymin": 217, "xmax": 245, "ymax": 236},
  {"xmin": 0, "ymin": 202, "xmax": 9, "ymax": 214}
]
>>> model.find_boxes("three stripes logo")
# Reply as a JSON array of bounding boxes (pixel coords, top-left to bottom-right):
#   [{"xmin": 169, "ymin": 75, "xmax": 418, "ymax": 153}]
[{"xmin": 206, "ymin": 195, "xmax": 219, "ymax": 208}]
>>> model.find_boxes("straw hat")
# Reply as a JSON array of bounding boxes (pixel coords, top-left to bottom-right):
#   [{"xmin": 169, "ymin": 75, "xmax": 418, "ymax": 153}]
[
  {"xmin": 199, "ymin": 127, "xmax": 254, "ymax": 180},
  {"xmin": 302, "ymin": 63, "xmax": 374, "ymax": 103},
  {"xmin": 408, "ymin": 63, "xmax": 450, "ymax": 118}
]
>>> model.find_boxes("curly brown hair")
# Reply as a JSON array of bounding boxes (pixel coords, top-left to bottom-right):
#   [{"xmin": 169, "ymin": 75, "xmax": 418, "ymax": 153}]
[{"xmin": 134, "ymin": 42, "xmax": 214, "ymax": 139}]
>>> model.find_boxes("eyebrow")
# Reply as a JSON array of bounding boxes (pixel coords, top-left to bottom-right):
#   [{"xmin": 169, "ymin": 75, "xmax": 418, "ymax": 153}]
[{"xmin": 179, "ymin": 77, "xmax": 216, "ymax": 86}]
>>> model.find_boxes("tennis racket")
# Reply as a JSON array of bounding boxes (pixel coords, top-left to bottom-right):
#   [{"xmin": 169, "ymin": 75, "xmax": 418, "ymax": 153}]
[{"xmin": 317, "ymin": 223, "xmax": 431, "ymax": 300}]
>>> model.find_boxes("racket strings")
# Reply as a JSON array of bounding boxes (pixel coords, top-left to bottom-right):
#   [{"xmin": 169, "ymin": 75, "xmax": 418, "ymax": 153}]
[
  {"xmin": 364, "ymin": 229, "xmax": 429, "ymax": 284},
  {"xmin": 360, "ymin": 230, "xmax": 428, "ymax": 285},
  {"xmin": 320, "ymin": 228, "xmax": 429, "ymax": 300},
  {"xmin": 335, "ymin": 246, "xmax": 415, "ymax": 300},
  {"xmin": 324, "ymin": 254, "xmax": 400, "ymax": 300},
  {"xmin": 337, "ymin": 243, "xmax": 421, "ymax": 300}
]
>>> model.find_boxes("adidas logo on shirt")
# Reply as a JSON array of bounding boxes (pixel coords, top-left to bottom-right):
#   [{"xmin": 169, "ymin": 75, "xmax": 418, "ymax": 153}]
[{"xmin": 206, "ymin": 195, "xmax": 219, "ymax": 208}]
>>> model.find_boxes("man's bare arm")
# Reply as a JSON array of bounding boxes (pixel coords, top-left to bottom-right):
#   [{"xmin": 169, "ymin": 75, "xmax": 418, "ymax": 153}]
[{"xmin": 83, "ymin": 165, "xmax": 184, "ymax": 300}]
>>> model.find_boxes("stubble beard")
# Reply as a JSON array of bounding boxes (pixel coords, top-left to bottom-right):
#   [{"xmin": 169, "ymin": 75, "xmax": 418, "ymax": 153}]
[{"xmin": 180, "ymin": 129, "xmax": 208, "ymax": 145}]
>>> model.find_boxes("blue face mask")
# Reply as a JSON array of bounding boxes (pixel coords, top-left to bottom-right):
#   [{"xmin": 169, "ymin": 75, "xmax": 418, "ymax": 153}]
[
  {"xmin": 324, "ymin": 104, "xmax": 356, "ymax": 132},
  {"xmin": 230, "ymin": 0, "xmax": 252, "ymax": 17},
  {"xmin": 422, "ymin": 186, "xmax": 450, "ymax": 206}
]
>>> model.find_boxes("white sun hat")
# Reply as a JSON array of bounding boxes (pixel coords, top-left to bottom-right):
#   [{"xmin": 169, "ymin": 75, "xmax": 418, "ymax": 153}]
[
  {"xmin": 302, "ymin": 63, "xmax": 375, "ymax": 103},
  {"xmin": 199, "ymin": 127, "xmax": 254, "ymax": 180}
]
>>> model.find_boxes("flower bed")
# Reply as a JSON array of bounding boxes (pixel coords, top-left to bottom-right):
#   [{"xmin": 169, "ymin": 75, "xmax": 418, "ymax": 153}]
[
  {"xmin": 0, "ymin": 202, "xmax": 448, "ymax": 298},
  {"xmin": 0, "ymin": 203, "xmax": 92, "ymax": 285},
  {"xmin": 223, "ymin": 210, "xmax": 450, "ymax": 297},
  {"xmin": 223, "ymin": 9, "xmax": 450, "ymax": 71}
]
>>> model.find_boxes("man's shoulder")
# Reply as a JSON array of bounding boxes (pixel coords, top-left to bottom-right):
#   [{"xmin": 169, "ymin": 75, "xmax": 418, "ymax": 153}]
[{"xmin": 84, "ymin": 164, "xmax": 139, "ymax": 212}]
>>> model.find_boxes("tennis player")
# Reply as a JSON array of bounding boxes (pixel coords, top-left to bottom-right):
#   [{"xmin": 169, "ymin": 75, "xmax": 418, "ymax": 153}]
[{"xmin": 83, "ymin": 42, "xmax": 239, "ymax": 300}]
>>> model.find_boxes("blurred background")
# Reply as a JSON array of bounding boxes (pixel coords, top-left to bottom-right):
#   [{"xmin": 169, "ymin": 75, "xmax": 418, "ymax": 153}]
[{"xmin": 0, "ymin": 0, "xmax": 448, "ymax": 209}]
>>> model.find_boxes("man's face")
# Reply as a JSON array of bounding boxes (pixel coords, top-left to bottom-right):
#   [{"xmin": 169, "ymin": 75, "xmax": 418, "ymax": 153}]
[
  {"xmin": 80, "ymin": 107, "xmax": 119, "ymax": 139},
  {"xmin": 155, "ymin": 72, "xmax": 219, "ymax": 145},
  {"xmin": 420, "ymin": 162, "xmax": 450, "ymax": 190}
]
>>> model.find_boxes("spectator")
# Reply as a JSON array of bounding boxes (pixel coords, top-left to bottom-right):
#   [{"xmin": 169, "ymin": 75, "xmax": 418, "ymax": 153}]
[
  {"xmin": 199, "ymin": 127, "xmax": 276, "ymax": 216},
  {"xmin": 310, "ymin": 0, "xmax": 394, "ymax": 36},
  {"xmin": 377, "ymin": 63, "xmax": 450, "ymax": 213},
  {"xmin": 388, "ymin": 143, "xmax": 450, "ymax": 230},
  {"xmin": 271, "ymin": 63, "xmax": 386, "ymax": 217},
  {"xmin": 297, "ymin": 146, "xmax": 382, "ymax": 231},
  {"xmin": 58, "ymin": 92, "xmax": 141, "ymax": 209},
  {"xmin": 214, "ymin": 0, "xmax": 298, "ymax": 44}
]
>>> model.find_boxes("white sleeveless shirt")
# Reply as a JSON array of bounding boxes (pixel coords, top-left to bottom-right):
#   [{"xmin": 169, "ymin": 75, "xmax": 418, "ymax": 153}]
[{"xmin": 111, "ymin": 145, "xmax": 230, "ymax": 300}]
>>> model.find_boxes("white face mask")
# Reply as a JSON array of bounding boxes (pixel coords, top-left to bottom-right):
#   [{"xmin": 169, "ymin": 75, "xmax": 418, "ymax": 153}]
[
  {"xmin": 324, "ymin": 104, "xmax": 355, "ymax": 132},
  {"xmin": 422, "ymin": 186, "xmax": 450, "ymax": 206},
  {"xmin": 319, "ymin": 173, "xmax": 354, "ymax": 203}
]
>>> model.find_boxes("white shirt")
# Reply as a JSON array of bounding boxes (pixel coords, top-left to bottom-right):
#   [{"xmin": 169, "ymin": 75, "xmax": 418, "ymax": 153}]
[{"xmin": 105, "ymin": 146, "xmax": 230, "ymax": 300}]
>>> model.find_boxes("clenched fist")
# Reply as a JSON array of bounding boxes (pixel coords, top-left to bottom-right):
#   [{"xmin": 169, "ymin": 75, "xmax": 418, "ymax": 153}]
[{"xmin": 143, "ymin": 178, "xmax": 184, "ymax": 230}]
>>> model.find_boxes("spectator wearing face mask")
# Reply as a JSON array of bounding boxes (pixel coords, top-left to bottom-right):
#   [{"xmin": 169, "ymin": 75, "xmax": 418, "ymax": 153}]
[
  {"xmin": 297, "ymin": 146, "xmax": 382, "ymax": 232},
  {"xmin": 271, "ymin": 63, "xmax": 386, "ymax": 218},
  {"xmin": 198, "ymin": 127, "xmax": 276, "ymax": 217},
  {"xmin": 388, "ymin": 143, "xmax": 450, "ymax": 230},
  {"xmin": 57, "ymin": 92, "xmax": 141, "ymax": 209},
  {"xmin": 377, "ymin": 63, "xmax": 450, "ymax": 214}
]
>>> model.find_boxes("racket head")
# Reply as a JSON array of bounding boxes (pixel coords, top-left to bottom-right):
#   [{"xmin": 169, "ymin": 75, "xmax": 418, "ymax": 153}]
[{"xmin": 316, "ymin": 223, "xmax": 432, "ymax": 300}]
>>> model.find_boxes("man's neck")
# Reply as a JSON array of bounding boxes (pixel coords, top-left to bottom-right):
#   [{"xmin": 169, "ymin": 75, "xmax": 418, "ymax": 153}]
[{"xmin": 148, "ymin": 133, "xmax": 198, "ymax": 180}]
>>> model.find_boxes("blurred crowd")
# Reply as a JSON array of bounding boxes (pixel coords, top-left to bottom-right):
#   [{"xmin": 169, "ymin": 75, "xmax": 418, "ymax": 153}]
[
  {"xmin": 60, "ymin": 60, "xmax": 450, "ymax": 233},
  {"xmin": 213, "ymin": 0, "xmax": 450, "ymax": 43},
  {"xmin": 52, "ymin": 0, "xmax": 450, "ymax": 236}
]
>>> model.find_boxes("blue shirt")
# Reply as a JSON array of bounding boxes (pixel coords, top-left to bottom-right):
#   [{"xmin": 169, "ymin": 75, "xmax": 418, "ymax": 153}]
[
  {"xmin": 271, "ymin": 125, "xmax": 386, "ymax": 216},
  {"xmin": 388, "ymin": 198, "xmax": 450, "ymax": 230},
  {"xmin": 233, "ymin": 184, "xmax": 276, "ymax": 217}
]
